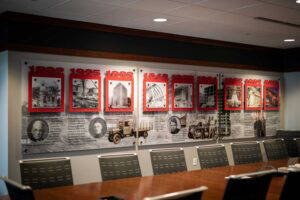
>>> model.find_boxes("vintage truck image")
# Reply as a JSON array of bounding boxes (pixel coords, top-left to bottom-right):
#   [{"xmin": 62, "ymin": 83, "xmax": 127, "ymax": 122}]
[
  {"xmin": 188, "ymin": 116, "xmax": 217, "ymax": 139},
  {"xmin": 108, "ymin": 120, "xmax": 150, "ymax": 144}
]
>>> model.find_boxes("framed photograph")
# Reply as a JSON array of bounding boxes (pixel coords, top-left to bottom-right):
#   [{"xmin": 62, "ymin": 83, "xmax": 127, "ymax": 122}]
[
  {"xmin": 224, "ymin": 78, "xmax": 243, "ymax": 110},
  {"xmin": 69, "ymin": 68, "xmax": 101, "ymax": 112},
  {"xmin": 172, "ymin": 75, "xmax": 194, "ymax": 111},
  {"xmin": 264, "ymin": 80, "xmax": 280, "ymax": 110},
  {"xmin": 198, "ymin": 76, "xmax": 218, "ymax": 111},
  {"xmin": 28, "ymin": 66, "xmax": 64, "ymax": 112},
  {"xmin": 143, "ymin": 73, "xmax": 168, "ymax": 112},
  {"xmin": 105, "ymin": 70, "xmax": 134, "ymax": 112},
  {"xmin": 245, "ymin": 79, "xmax": 262, "ymax": 110}
]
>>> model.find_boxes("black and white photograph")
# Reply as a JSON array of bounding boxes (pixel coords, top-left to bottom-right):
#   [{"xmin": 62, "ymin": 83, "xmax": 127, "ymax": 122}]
[
  {"xmin": 146, "ymin": 82, "xmax": 167, "ymax": 108},
  {"xmin": 108, "ymin": 80, "xmax": 132, "ymax": 108},
  {"xmin": 168, "ymin": 116, "xmax": 181, "ymax": 134},
  {"xmin": 27, "ymin": 119, "xmax": 49, "ymax": 142},
  {"xmin": 32, "ymin": 77, "xmax": 62, "ymax": 108},
  {"xmin": 88, "ymin": 117, "xmax": 107, "ymax": 138},
  {"xmin": 72, "ymin": 79, "xmax": 99, "ymax": 109},
  {"xmin": 188, "ymin": 115, "xmax": 218, "ymax": 139},
  {"xmin": 174, "ymin": 83, "xmax": 193, "ymax": 108},
  {"xmin": 199, "ymin": 83, "xmax": 216, "ymax": 109}
]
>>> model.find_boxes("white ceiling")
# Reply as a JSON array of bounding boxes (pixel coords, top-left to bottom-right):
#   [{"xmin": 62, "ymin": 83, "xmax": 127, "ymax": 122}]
[{"xmin": 1, "ymin": 0, "xmax": 300, "ymax": 48}]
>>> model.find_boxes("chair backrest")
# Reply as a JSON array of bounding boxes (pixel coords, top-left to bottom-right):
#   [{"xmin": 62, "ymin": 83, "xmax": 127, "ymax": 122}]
[
  {"xmin": 223, "ymin": 169, "xmax": 277, "ymax": 200},
  {"xmin": 143, "ymin": 186, "xmax": 208, "ymax": 200},
  {"xmin": 0, "ymin": 176, "xmax": 35, "ymax": 200},
  {"xmin": 20, "ymin": 157, "xmax": 73, "ymax": 189},
  {"xmin": 98, "ymin": 153, "xmax": 142, "ymax": 181},
  {"xmin": 263, "ymin": 139, "xmax": 289, "ymax": 161},
  {"xmin": 283, "ymin": 138, "xmax": 299, "ymax": 157},
  {"xmin": 231, "ymin": 142, "xmax": 262, "ymax": 165},
  {"xmin": 150, "ymin": 148, "xmax": 187, "ymax": 175},
  {"xmin": 197, "ymin": 144, "xmax": 229, "ymax": 169},
  {"xmin": 280, "ymin": 168, "xmax": 300, "ymax": 200}
]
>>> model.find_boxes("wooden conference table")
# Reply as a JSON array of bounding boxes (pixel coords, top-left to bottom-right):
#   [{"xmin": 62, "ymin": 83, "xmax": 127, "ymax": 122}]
[{"xmin": 0, "ymin": 158, "xmax": 298, "ymax": 200}]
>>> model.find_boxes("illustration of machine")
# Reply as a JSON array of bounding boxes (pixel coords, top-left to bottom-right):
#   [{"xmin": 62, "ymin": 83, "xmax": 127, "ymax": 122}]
[
  {"xmin": 108, "ymin": 120, "xmax": 150, "ymax": 144},
  {"xmin": 188, "ymin": 117, "xmax": 217, "ymax": 139}
]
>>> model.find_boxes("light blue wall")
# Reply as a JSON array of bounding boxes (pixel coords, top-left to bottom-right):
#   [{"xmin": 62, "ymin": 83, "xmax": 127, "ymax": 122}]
[
  {"xmin": 0, "ymin": 51, "xmax": 8, "ymax": 196},
  {"xmin": 284, "ymin": 72, "xmax": 300, "ymax": 130}
]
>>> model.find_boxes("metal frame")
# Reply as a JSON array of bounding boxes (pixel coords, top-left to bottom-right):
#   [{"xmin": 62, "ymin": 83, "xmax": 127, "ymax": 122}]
[
  {"xmin": 0, "ymin": 176, "xmax": 32, "ymax": 191},
  {"xmin": 225, "ymin": 169, "xmax": 277, "ymax": 179}
]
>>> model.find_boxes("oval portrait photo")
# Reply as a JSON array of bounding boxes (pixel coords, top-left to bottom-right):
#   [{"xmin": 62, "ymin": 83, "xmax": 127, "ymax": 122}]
[
  {"xmin": 88, "ymin": 117, "xmax": 107, "ymax": 138},
  {"xmin": 27, "ymin": 119, "xmax": 49, "ymax": 142}
]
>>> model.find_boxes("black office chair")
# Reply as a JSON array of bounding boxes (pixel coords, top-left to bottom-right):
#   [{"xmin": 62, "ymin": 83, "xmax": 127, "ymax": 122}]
[
  {"xmin": 295, "ymin": 138, "xmax": 300, "ymax": 157},
  {"xmin": 280, "ymin": 168, "xmax": 300, "ymax": 200},
  {"xmin": 143, "ymin": 186, "xmax": 208, "ymax": 200},
  {"xmin": 231, "ymin": 142, "xmax": 263, "ymax": 165},
  {"xmin": 0, "ymin": 176, "xmax": 35, "ymax": 200},
  {"xmin": 283, "ymin": 138, "xmax": 298, "ymax": 157},
  {"xmin": 223, "ymin": 169, "xmax": 277, "ymax": 200},
  {"xmin": 263, "ymin": 139, "xmax": 289, "ymax": 161},
  {"xmin": 20, "ymin": 157, "xmax": 73, "ymax": 189},
  {"xmin": 98, "ymin": 153, "xmax": 142, "ymax": 181},
  {"xmin": 197, "ymin": 144, "xmax": 229, "ymax": 169},
  {"xmin": 150, "ymin": 148, "xmax": 187, "ymax": 175}
]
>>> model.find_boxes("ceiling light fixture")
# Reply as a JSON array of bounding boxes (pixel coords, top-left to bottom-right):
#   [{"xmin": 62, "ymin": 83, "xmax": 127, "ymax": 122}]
[
  {"xmin": 284, "ymin": 39, "xmax": 295, "ymax": 42},
  {"xmin": 296, "ymin": 0, "xmax": 300, "ymax": 4},
  {"xmin": 153, "ymin": 18, "xmax": 167, "ymax": 22}
]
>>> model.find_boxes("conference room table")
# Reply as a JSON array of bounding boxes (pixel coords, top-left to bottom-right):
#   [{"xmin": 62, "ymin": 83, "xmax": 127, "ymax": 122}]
[{"xmin": 0, "ymin": 158, "xmax": 298, "ymax": 200}]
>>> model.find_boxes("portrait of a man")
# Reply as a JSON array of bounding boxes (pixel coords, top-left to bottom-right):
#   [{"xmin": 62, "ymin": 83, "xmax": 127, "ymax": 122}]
[
  {"xmin": 27, "ymin": 119, "xmax": 49, "ymax": 142},
  {"xmin": 88, "ymin": 117, "xmax": 107, "ymax": 138}
]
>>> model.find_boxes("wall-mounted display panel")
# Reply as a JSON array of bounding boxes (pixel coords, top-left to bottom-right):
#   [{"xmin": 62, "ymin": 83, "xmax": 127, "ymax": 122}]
[
  {"xmin": 224, "ymin": 78, "xmax": 243, "ymax": 110},
  {"xmin": 143, "ymin": 73, "xmax": 168, "ymax": 112},
  {"xmin": 172, "ymin": 75, "xmax": 194, "ymax": 111},
  {"xmin": 105, "ymin": 70, "xmax": 134, "ymax": 112},
  {"xmin": 244, "ymin": 79, "xmax": 262, "ymax": 110},
  {"xmin": 198, "ymin": 76, "xmax": 218, "ymax": 111},
  {"xmin": 264, "ymin": 80, "xmax": 280, "ymax": 111},
  {"xmin": 28, "ymin": 66, "xmax": 64, "ymax": 112},
  {"xmin": 69, "ymin": 68, "xmax": 101, "ymax": 112}
]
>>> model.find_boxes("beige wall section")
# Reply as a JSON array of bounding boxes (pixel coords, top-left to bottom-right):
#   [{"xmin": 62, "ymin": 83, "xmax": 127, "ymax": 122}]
[
  {"xmin": 284, "ymin": 72, "xmax": 300, "ymax": 130},
  {"xmin": 7, "ymin": 51, "xmax": 282, "ymax": 185}
]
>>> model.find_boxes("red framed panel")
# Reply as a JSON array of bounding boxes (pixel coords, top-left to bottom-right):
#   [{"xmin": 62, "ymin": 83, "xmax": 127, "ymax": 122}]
[
  {"xmin": 264, "ymin": 80, "xmax": 280, "ymax": 111},
  {"xmin": 245, "ymin": 79, "xmax": 262, "ymax": 110},
  {"xmin": 105, "ymin": 70, "xmax": 134, "ymax": 112},
  {"xmin": 172, "ymin": 75, "xmax": 194, "ymax": 111},
  {"xmin": 28, "ymin": 66, "xmax": 64, "ymax": 112},
  {"xmin": 198, "ymin": 76, "xmax": 218, "ymax": 111},
  {"xmin": 69, "ymin": 68, "xmax": 101, "ymax": 112},
  {"xmin": 143, "ymin": 73, "xmax": 168, "ymax": 112},
  {"xmin": 223, "ymin": 78, "xmax": 243, "ymax": 110}
]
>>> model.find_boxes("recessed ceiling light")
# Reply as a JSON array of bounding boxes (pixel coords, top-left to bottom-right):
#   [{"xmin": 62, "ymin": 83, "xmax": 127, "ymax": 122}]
[
  {"xmin": 296, "ymin": 0, "xmax": 300, "ymax": 4},
  {"xmin": 284, "ymin": 39, "xmax": 295, "ymax": 42},
  {"xmin": 153, "ymin": 18, "xmax": 167, "ymax": 22}
]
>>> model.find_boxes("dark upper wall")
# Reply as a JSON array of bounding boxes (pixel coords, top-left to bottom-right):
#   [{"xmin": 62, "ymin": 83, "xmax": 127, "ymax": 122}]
[
  {"xmin": 284, "ymin": 48, "xmax": 300, "ymax": 72},
  {"xmin": 0, "ymin": 11, "xmax": 290, "ymax": 72}
]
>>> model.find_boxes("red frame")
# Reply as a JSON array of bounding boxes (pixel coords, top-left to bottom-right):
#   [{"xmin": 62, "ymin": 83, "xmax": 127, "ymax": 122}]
[
  {"xmin": 223, "ymin": 78, "xmax": 243, "ymax": 110},
  {"xmin": 28, "ymin": 66, "xmax": 64, "ymax": 112},
  {"xmin": 245, "ymin": 79, "xmax": 262, "ymax": 110},
  {"xmin": 197, "ymin": 76, "xmax": 218, "ymax": 111},
  {"xmin": 264, "ymin": 80, "xmax": 280, "ymax": 111},
  {"xmin": 105, "ymin": 70, "xmax": 134, "ymax": 112},
  {"xmin": 69, "ymin": 68, "xmax": 101, "ymax": 112},
  {"xmin": 143, "ymin": 73, "xmax": 169, "ymax": 112},
  {"xmin": 172, "ymin": 75, "xmax": 194, "ymax": 111}
]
